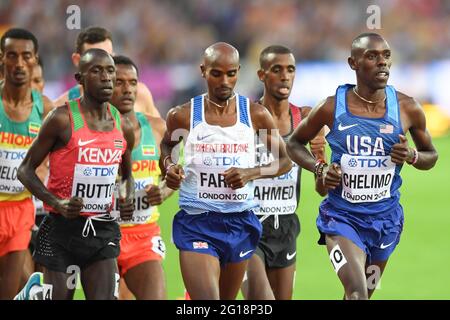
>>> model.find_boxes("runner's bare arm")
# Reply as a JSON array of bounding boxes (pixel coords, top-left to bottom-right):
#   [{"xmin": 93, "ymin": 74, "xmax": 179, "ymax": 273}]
[
  {"xmin": 391, "ymin": 95, "xmax": 438, "ymax": 169},
  {"xmin": 42, "ymin": 95, "xmax": 55, "ymax": 118},
  {"xmin": 288, "ymin": 98, "xmax": 334, "ymax": 173},
  {"xmin": 289, "ymin": 99, "xmax": 335, "ymax": 196},
  {"xmin": 18, "ymin": 107, "xmax": 82, "ymax": 216},
  {"xmin": 118, "ymin": 116, "xmax": 135, "ymax": 220},
  {"xmin": 300, "ymin": 106, "xmax": 328, "ymax": 195},
  {"xmin": 159, "ymin": 103, "xmax": 190, "ymax": 190},
  {"xmin": 34, "ymin": 95, "xmax": 55, "ymax": 183},
  {"xmin": 136, "ymin": 82, "xmax": 161, "ymax": 117},
  {"xmin": 300, "ymin": 106, "xmax": 327, "ymax": 161},
  {"xmin": 146, "ymin": 115, "xmax": 175, "ymax": 202},
  {"xmin": 145, "ymin": 180, "xmax": 174, "ymax": 205}
]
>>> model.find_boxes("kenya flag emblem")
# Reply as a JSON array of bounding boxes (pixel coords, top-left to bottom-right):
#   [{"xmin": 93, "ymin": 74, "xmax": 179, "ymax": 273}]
[{"xmin": 114, "ymin": 139, "xmax": 123, "ymax": 149}]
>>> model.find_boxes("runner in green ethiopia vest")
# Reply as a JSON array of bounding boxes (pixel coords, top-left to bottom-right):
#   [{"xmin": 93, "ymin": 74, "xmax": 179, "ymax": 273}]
[
  {"xmin": 110, "ymin": 55, "xmax": 174, "ymax": 300},
  {"xmin": 0, "ymin": 28, "xmax": 54, "ymax": 300}
]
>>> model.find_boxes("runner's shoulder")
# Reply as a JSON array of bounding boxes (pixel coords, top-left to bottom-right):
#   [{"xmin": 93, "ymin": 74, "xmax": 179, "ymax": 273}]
[
  {"xmin": 44, "ymin": 104, "xmax": 70, "ymax": 129},
  {"xmin": 166, "ymin": 102, "xmax": 191, "ymax": 130},
  {"xmin": 146, "ymin": 114, "xmax": 166, "ymax": 135}
]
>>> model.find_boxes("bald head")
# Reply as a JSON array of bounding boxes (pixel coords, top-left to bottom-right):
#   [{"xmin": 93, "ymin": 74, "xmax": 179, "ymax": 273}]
[
  {"xmin": 351, "ymin": 33, "xmax": 389, "ymax": 58},
  {"xmin": 200, "ymin": 42, "xmax": 240, "ymax": 102},
  {"xmin": 75, "ymin": 48, "xmax": 116, "ymax": 102},
  {"xmin": 78, "ymin": 48, "xmax": 113, "ymax": 73},
  {"xmin": 203, "ymin": 42, "xmax": 239, "ymax": 67}
]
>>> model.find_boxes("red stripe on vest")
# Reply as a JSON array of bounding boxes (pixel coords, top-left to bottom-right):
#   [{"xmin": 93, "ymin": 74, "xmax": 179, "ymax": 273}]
[{"xmin": 289, "ymin": 103, "xmax": 302, "ymax": 128}]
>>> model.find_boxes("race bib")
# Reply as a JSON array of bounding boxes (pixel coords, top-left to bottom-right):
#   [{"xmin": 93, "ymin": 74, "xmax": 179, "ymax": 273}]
[
  {"xmin": 111, "ymin": 177, "xmax": 154, "ymax": 225},
  {"xmin": 253, "ymin": 166, "xmax": 298, "ymax": 215},
  {"xmin": 71, "ymin": 163, "xmax": 118, "ymax": 213},
  {"xmin": 196, "ymin": 167, "xmax": 251, "ymax": 202},
  {"xmin": 340, "ymin": 154, "xmax": 395, "ymax": 203},
  {"xmin": 0, "ymin": 148, "xmax": 27, "ymax": 194}
]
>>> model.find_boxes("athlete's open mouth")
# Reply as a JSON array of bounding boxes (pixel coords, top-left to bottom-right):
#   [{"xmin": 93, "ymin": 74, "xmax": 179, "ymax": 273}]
[
  {"xmin": 121, "ymin": 97, "xmax": 134, "ymax": 103},
  {"xmin": 278, "ymin": 85, "xmax": 290, "ymax": 94},
  {"xmin": 13, "ymin": 71, "xmax": 26, "ymax": 78},
  {"xmin": 376, "ymin": 70, "xmax": 389, "ymax": 77}
]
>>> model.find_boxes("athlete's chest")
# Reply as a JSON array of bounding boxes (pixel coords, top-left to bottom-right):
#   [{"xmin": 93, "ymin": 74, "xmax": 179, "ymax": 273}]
[
  {"xmin": 203, "ymin": 112, "xmax": 238, "ymax": 127},
  {"xmin": 83, "ymin": 117, "xmax": 115, "ymax": 131},
  {"xmin": 3, "ymin": 101, "xmax": 34, "ymax": 122},
  {"xmin": 273, "ymin": 115, "xmax": 292, "ymax": 137},
  {"xmin": 346, "ymin": 101, "xmax": 386, "ymax": 119}
]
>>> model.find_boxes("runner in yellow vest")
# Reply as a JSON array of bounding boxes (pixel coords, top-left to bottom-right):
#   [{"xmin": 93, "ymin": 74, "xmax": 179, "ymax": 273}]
[
  {"xmin": 110, "ymin": 55, "xmax": 174, "ymax": 300},
  {"xmin": 0, "ymin": 28, "xmax": 54, "ymax": 299}
]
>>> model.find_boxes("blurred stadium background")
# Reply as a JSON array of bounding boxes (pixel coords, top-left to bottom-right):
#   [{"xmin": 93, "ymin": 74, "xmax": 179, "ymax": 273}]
[{"xmin": 1, "ymin": 0, "xmax": 448, "ymax": 299}]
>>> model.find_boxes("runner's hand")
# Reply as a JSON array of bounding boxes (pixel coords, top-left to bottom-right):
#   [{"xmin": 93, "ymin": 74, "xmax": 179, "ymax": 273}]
[
  {"xmin": 145, "ymin": 184, "xmax": 163, "ymax": 206},
  {"xmin": 323, "ymin": 163, "xmax": 342, "ymax": 189},
  {"xmin": 56, "ymin": 196, "xmax": 83, "ymax": 219},
  {"xmin": 390, "ymin": 134, "xmax": 412, "ymax": 165},
  {"xmin": 118, "ymin": 180, "xmax": 135, "ymax": 221},
  {"xmin": 310, "ymin": 135, "xmax": 326, "ymax": 160},
  {"xmin": 165, "ymin": 164, "xmax": 185, "ymax": 190},
  {"xmin": 223, "ymin": 167, "xmax": 251, "ymax": 189},
  {"xmin": 118, "ymin": 197, "xmax": 134, "ymax": 221}
]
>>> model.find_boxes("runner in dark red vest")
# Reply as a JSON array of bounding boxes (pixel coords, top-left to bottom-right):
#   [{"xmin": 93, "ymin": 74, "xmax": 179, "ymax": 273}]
[{"xmin": 242, "ymin": 45, "xmax": 326, "ymax": 300}]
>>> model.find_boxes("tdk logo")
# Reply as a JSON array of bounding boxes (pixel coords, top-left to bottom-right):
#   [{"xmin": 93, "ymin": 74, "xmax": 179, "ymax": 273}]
[
  {"xmin": 0, "ymin": 150, "xmax": 26, "ymax": 160},
  {"xmin": 211, "ymin": 156, "xmax": 241, "ymax": 166},
  {"xmin": 83, "ymin": 168, "xmax": 93, "ymax": 176},
  {"xmin": 203, "ymin": 157, "xmax": 213, "ymax": 166},
  {"xmin": 203, "ymin": 156, "xmax": 241, "ymax": 167},
  {"xmin": 353, "ymin": 158, "xmax": 388, "ymax": 168},
  {"xmin": 348, "ymin": 158, "xmax": 357, "ymax": 167},
  {"xmin": 84, "ymin": 167, "xmax": 116, "ymax": 176},
  {"xmin": 277, "ymin": 170, "xmax": 294, "ymax": 180},
  {"xmin": 135, "ymin": 180, "xmax": 147, "ymax": 190}
]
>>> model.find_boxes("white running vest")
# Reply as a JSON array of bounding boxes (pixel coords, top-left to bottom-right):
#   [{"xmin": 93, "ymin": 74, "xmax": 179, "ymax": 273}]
[{"xmin": 179, "ymin": 94, "xmax": 257, "ymax": 214}]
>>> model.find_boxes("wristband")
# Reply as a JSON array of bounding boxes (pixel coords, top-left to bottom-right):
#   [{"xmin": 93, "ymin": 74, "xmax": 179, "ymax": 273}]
[
  {"xmin": 314, "ymin": 159, "xmax": 328, "ymax": 179},
  {"xmin": 407, "ymin": 148, "xmax": 418, "ymax": 165},
  {"xmin": 163, "ymin": 155, "xmax": 172, "ymax": 168},
  {"xmin": 166, "ymin": 163, "xmax": 176, "ymax": 171}
]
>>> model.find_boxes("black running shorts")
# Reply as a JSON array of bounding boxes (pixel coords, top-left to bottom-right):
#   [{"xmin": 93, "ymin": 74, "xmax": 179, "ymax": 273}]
[
  {"xmin": 33, "ymin": 213, "xmax": 121, "ymax": 272},
  {"xmin": 254, "ymin": 214, "xmax": 300, "ymax": 268}
]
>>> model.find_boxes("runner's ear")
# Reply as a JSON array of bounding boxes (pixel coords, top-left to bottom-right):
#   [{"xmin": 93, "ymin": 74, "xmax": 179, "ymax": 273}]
[
  {"xmin": 348, "ymin": 56, "xmax": 357, "ymax": 70},
  {"xmin": 257, "ymin": 69, "xmax": 265, "ymax": 82},
  {"xmin": 200, "ymin": 64, "xmax": 206, "ymax": 78},
  {"xmin": 74, "ymin": 72, "xmax": 82, "ymax": 84}
]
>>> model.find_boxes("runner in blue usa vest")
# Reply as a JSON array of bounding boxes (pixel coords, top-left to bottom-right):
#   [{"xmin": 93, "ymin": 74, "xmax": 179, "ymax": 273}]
[{"xmin": 287, "ymin": 33, "xmax": 438, "ymax": 300}]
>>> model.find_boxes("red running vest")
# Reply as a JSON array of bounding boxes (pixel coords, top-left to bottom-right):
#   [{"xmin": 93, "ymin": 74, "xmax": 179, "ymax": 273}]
[{"xmin": 45, "ymin": 99, "xmax": 127, "ymax": 216}]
